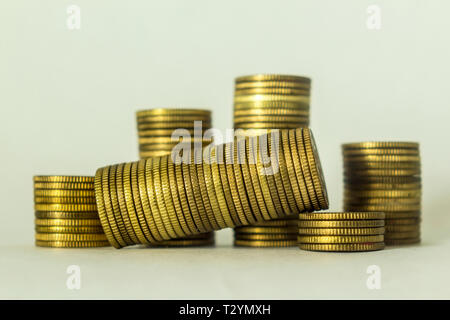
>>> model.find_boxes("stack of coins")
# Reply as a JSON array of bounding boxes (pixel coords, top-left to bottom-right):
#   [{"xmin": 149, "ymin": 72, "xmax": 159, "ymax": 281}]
[
  {"xmin": 342, "ymin": 142, "xmax": 421, "ymax": 245},
  {"xmin": 34, "ymin": 176, "xmax": 109, "ymax": 248},
  {"xmin": 298, "ymin": 212, "xmax": 385, "ymax": 252},
  {"xmin": 233, "ymin": 74, "xmax": 316, "ymax": 247},
  {"xmin": 94, "ymin": 128, "xmax": 329, "ymax": 248},
  {"xmin": 136, "ymin": 108, "xmax": 214, "ymax": 247}
]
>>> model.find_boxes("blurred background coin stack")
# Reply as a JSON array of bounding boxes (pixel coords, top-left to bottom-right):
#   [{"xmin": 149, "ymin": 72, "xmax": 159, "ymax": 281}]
[
  {"xmin": 136, "ymin": 108, "xmax": 214, "ymax": 247},
  {"xmin": 232, "ymin": 74, "xmax": 317, "ymax": 247},
  {"xmin": 34, "ymin": 176, "xmax": 109, "ymax": 248},
  {"xmin": 95, "ymin": 128, "xmax": 328, "ymax": 249},
  {"xmin": 298, "ymin": 212, "xmax": 385, "ymax": 252},
  {"xmin": 342, "ymin": 142, "xmax": 421, "ymax": 245}
]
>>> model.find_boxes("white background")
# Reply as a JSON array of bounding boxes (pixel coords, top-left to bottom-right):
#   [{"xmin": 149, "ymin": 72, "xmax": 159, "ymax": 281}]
[{"xmin": 1, "ymin": 0, "xmax": 449, "ymax": 299}]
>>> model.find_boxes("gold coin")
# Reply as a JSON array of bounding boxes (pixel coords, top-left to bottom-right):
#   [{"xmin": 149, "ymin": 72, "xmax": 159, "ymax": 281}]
[
  {"xmin": 116, "ymin": 163, "xmax": 141, "ymax": 243},
  {"xmin": 94, "ymin": 167, "xmax": 121, "ymax": 248},
  {"xmin": 234, "ymin": 81, "xmax": 311, "ymax": 90},
  {"xmin": 148, "ymin": 239, "xmax": 215, "ymax": 247},
  {"xmin": 235, "ymin": 122, "xmax": 308, "ymax": 129},
  {"xmin": 235, "ymin": 74, "xmax": 311, "ymax": 84},
  {"xmin": 235, "ymin": 141, "xmax": 264, "ymax": 222},
  {"xmin": 302, "ymin": 129, "xmax": 329, "ymax": 210},
  {"xmin": 138, "ymin": 128, "xmax": 196, "ymax": 137},
  {"xmin": 235, "ymin": 86, "xmax": 309, "ymax": 95},
  {"xmin": 34, "ymin": 189, "xmax": 95, "ymax": 198},
  {"xmin": 137, "ymin": 121, "xmax": 211, "ymax": 130},
  {"xmin": 298, "ymin": 212, "xmax": 385, "ymax": 220},
  {"xmin": 108, "ymin": 164, "xmax": 133, "ymax": 245},
  {"xmin": 299, "ymin": 242, "xmax": 385, "ymax": 252},
  {"xmin": 344, "ymin": 162, "xmax": 420, "ymax": 170},
  {"xmin": 298, "ymin": 220, "xmax": 385, "ymax": 228},
  {"xmin": 298, "ymin": 235, "xmax": 384, "ymax": 244},
  {"xmin": 126, "ymin": 161, "xmax": 153, "ymax": 244},
  {"xmin": 34, "ymin": 176, "xmax": 95, "ymax": 183},
  {"xmin": 384, "ymin": 211, "xmax": 421, "ymax": 219},
  {"xmin": 267, "ymin": 131, "xmax": 291, "ymax": 215},
  {"xmin": 235, "ymin": 226, "xmax": 298, "ymax": 234},
  {"xmin": 35, "ymin": 218, "xmax": 102, "ymax": 227},
  {"xmin": 344, "ymin": 182, "xmax": 421, "ymax": 190},
  {"xmin": 187, "ymin": 152, "xmax": 218, "ymax": 231},
  {"xmin": 212, "ymin": 147, "xmax": 241, "ymax": 226},
  {"xmin": 385, "ymin": 224, "xmax": 420, "ymax": 232},
  {"xmin": 342, "ymin": 142, "xmax": 419, "ymax": 150},
  {"xmin": 34, "ymin": 182, "xmax": 94, "ymax": 190},
  {"xmin": 236, "ymin": 233, "xmax": 297, "ymax": 241},
  {"xmin": 384, "ymin": 231, "xmax": 420, "ymax": 240},
  {"xmin": 234, "ymin": 239, "xmax": 297, "ymax": 247},
  {"xmin": 385, "ymin": 218, "xmax": 421, "ymax": 225},
  {"xmin": 152, "ymin": 157, "xmax": 178, "ymax": 238},
  {"xmin": 165, "ymin": 155, "xmax": 195, "ymax": 235},
  {"xmin": 160, "ymin": 156, "xmax": 188, "ymax": 237},
  {"xmin": 35, "ymin": 233, "xmax": 108, "ymax": 242},
  {"xmin": 234, "ymin": 108, "xmax": 309, "ymax": 117},
  {"xmin": 181, "ymin": 157, "xmax": 209, "ymax": 233},
  {"xmin": 35, "ymin": 240, "xmax": 110, "ymax": 248},
  {"xmin": 342, "ymin": 148, "xmax": 419, "ymax": 156},
  {"xmin": 293, "ymin": 129, "xmax": 318, "ymax": 211},
  {"xmin": 223, "ymin": 143, "xmax": 250, "ymax": 225},
  {"xmin": 298, "ymin": 227, "xmax": 385, "ymax": 236},
  {"xmin": 281, "ymin": 129, "xmax": 306, "ymax": 212},
  {"xmin": 234, "ymin": 115, "xmax": 309, "ymax": 124},
  {"xmin": 34, "ymin": 203, "xmax": 97, "ymax": 212},
  {"xmin": 35, "ymin": 225, "xmax": 105, "ymax": 233},
  {"xmin": 201, "ymin": 152, "xmax": 229, "ymax": 229},
  {"xmin": 385, "ymin": 238, "xmax": 420, "ymax": 245},
  {"xmin": 137, "ymin": 115, "xmax": 211, "ymax": 124},
  {"xmin": 140, "ymin": 151, "xmax": 173, "ymax": 158},
  {"xmin": 174, "ymin": 160, "xmax": 200, "ymax": 233},
  {"xmin": 34, "ymin": 196, "xmax": 97, "ymax": 204},
  {"xmin": 344, "ymin": 154, "xmax": 420, "ymax": 162},
  {"xmin": 244, "ymin": 138, "xmax": 271, "ymax": 220},
  {"xmin": 35, "ymin": 211, "xmax": 99, "ymax": 219},
  {"xmin": 234, "ymin": 95, "xmax": 310, "ymax": 104},
  {"xmin": 138, "ymin": 137, "xmax": 205, "ymax": 145},
  {"xmin": 345, "ymin": 204, "xmax": 421, "ymax": 212},
  {"xmin": 344, "ymin": 198, "xmax": 421, "ymax": 205},
  {"xmin": 344, "ymin": 189, "xmax": 421, "ymax": 198},
  {"xmin": 234, "ymin": 101, "xmax": 309, "ymax": 110},
  {"xmin": 136, "ymin": 108, "xmax": 211, "ymax": 117},
  {"xmin": 252, "ymin": 218, "xmax": 298, "ymax": 227}
]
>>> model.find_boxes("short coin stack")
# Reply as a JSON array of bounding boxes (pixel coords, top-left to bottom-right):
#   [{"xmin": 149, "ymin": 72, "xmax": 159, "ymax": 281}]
[
  {"xmin": 34, "ymin": 176, "xmax": 109, "ymax": 248},
  {"xmin": 94, "ymin": 128, "xmax": 329, "ymax": 248},
  {"xmin": 298, "ymin": 212, "xmax": 385, "ymax": 252},
  {"xmin": 233, "ymin": 74, "xmax": 314, "ymax": 247},
  {"xmin": 342, "ymin": 142, "xmax": 421, "ymax": 245},
  {"xmin": 136, "ymin": 108, "xmax": 214, "ymax": 247}
]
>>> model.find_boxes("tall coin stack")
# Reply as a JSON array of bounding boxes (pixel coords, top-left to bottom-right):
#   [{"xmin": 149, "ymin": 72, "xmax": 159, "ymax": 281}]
[
  {"xmin": 232, "ymin": 74, "xmax": 317, "ymax": 247},
  {"xmin": 342, "ymin": 142, "xmax": 421, "ymax": 245},
  {"xmin": 95, "ymin": 128, "xmax": 329, "ymax": 249},
  {"xmin": 34, "ymin": 176, "xmax": 109, "ymax": 248},
  {"xmin": 136, "ymin": 108, "xmax": 215, "ymax": 247},
  {"xmin": 298, "ymin": 212, "xmax": 385, "ymax": 252}
]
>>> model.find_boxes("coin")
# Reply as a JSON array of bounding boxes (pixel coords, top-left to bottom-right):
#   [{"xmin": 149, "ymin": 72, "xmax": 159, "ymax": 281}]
[
  {"xmin": 35, "ymin": 240, "xmax": 110, "ymax": 248},
  {"xmin": 298, "ymin": 235, "xmax": 384, "ymax": 244},
  {"xmin": 236, "ymin": 233, "xmax": 297, "ymax": 241},
  {"xmin": 35, "ymin": 233, "xmax": 108, "ymax": 241},
  {"xmin": 385, "ymin": 224, "xmax": 420, "ymax": 232},
  {"xmin": 35, "ymin": 218, "xmax": 102, "ymax": 227},
  {"xmin": 234, "ymin": 239, "xmax": 298, "ymax": 247},
  {"xmin": 385, "ymin": 238, "xmax": 421, "ymax": 245},
  {"xmin": 34, "ymin": 203, "xmax": 97, "ymax": 212},
  {"xmin": 298, "ymin": 227, "xmax": 385, "ymax": 236},
  {"xmin": 342, "ymin": 142, "xmax": 419, "ymax": 150},
  {"xmin": 35, "ymin": 226, "xmax": 105, "ymax": 233},
  {"xmin": 298, "ymin": 212, "xmax": 385, "ymax": 220},
  {"xmin": 34, "ymin": 189, "xmax": 95, "ymax": 197},
  {"xmin": 298, "ymin": 220, "xmax": 385, "ymax": 228},
  {"xmin": 148, "ymin": 239, "xmax": 215, "ymax": 247},
  {"xmin": 235, "ymin": 74, "xmax": 311, "ymax": 84},
  {"xmin": 34, "ymin": 176, "xmax": 95, "ymax": 183},
  {"xmin": 35, "ymin": 211, "xmax": 99, "ymax": 219},
  {"xmin": 384, "ymin": 231, "xmax": 420, "ymax": 240},
  {"xmin": 235, "ymin": 226, "xmax": 298, "ymax": 234},
  {"xmin": 34, "ymin": 182, "xmax": 94, "ymax": 190},
  {"xmin": 299, "ymin": 243, "xmax": 385, "ymax": 252}
]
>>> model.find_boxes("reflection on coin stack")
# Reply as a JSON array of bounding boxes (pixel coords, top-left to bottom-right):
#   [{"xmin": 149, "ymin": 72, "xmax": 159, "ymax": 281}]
[
  {"xmin": 298, "ymin": 212, "xmax": 385, "ymax": 252},
  {"xmin": 342, "ymin": 142, "xmax": 421, "ymax": 245},
  {"xmin": 136, "ymin": 108, "xmax": 215, "ymax": 247},
  {"xmin": 232, "ymin": 74, "xmax": 316, "ymax": 247},
  {"xmin": 34, "ymin": 176, "xmax": 109, "ymax": 248},
  {"xmin": 95, "ymin": 128, "xmax": 328, "ymax": 249}
]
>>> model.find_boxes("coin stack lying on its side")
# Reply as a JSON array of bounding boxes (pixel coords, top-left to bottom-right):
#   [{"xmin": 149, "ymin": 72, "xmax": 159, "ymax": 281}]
[
  {"xmin": 298, "ymin": 212, "xmax": 385, "ymax": 252},
  {"xmin": 34, "ymin": 176, "xmax": 109, "ymax": 248},
  {"xmin": 233, "ymin": 74, "xmax": 318, "ymax": 247},
  {"xmin": 94, "ymin": 128, "xmax": 329, "ymax": 248},
  {"xmin": 136, "ymin": 108, "xmax": 214, "ymax": 247},
  {"xmin": 342, "ymin": 142, "xmax": 421, "ymax": 245}
]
